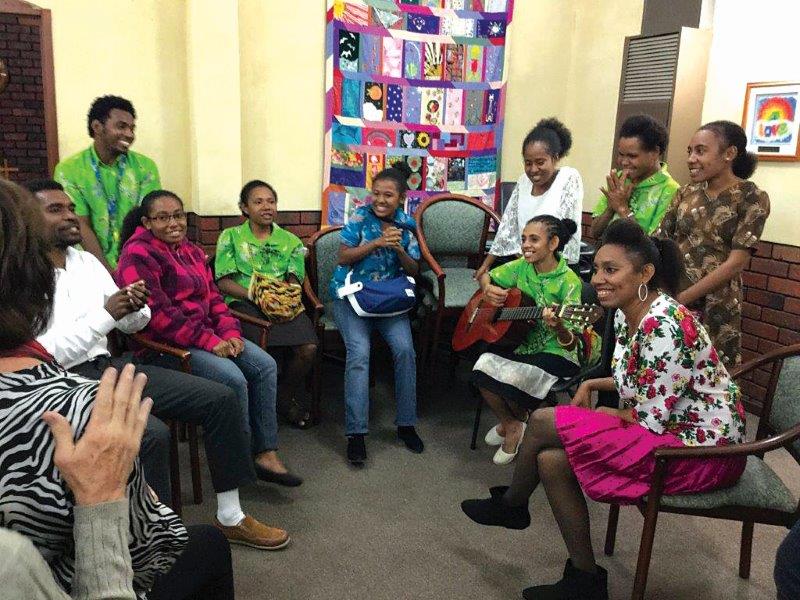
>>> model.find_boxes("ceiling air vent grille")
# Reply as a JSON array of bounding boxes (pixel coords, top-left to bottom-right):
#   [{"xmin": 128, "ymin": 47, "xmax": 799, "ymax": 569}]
[{"xmin": 621, "ymin": 33, "xmax": 679, "ymax": 102}]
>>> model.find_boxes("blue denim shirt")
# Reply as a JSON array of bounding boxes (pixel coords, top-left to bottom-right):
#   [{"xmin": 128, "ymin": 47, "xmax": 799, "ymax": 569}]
[{"xmin": 329, "ymin": 205, "xmax": 420, "ymax": 299}]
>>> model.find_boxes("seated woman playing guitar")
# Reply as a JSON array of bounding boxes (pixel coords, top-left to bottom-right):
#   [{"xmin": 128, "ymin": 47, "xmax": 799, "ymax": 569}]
[{"xmin": 472, "ymin": 215, "xmax": 582, "ymax": 465}]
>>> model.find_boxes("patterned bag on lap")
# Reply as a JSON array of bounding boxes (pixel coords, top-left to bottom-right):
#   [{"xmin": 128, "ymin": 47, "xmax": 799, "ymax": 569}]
[{"xmin": 248, "ymin": 272, "xmax": 304, "ymax": 323}]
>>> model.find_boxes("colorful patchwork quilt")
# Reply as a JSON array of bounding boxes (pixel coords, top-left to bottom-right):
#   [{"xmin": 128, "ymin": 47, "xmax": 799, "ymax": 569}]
[{"xmin": 323, "ymin": 0, "xmax": 514, "ymax": 225}]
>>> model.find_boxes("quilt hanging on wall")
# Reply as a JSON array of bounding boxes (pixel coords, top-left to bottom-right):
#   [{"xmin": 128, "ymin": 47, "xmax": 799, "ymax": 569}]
[{"xmin": 322, "ymin": 0, "xmax": 514, "ymax": 226}]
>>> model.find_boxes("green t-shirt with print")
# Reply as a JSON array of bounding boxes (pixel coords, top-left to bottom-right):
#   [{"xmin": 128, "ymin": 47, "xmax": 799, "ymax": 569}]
[
  {"xmin": 214, "ymin": 220, "xmax": 306, "ymax": 304},
  {"xmin": 592, "ymin": 163, "xmax": 679, "ymax": 235},
  {"xmin": 489, "ymin": 256, "xmax": 583, "ymax": 363},
  {"xmin": 54, "ymin": 145, "xmax": 161, "ymax": 268}
]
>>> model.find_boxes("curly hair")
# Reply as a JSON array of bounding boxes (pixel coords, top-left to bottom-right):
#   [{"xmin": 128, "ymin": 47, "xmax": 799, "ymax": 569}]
[
  {"xmin": 522, "ymin": 117, "xmax": 573, "ymax": 159},
  {"xmin": 87, "ymin": 95, "xmax": 136, "ymax": 137},
  {"xmin": 619, "ymin": 114, "xmax": 669, "ymax": 155}
]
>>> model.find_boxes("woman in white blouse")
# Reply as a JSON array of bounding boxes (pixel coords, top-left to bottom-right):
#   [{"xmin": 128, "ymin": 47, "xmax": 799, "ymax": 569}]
[{"xmin": 476, "ymin": 118, "xmax": 583, "ymax": 278}]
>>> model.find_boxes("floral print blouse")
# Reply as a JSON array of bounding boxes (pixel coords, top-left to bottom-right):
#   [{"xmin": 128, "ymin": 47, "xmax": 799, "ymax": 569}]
[{"xmin": 612, "ymin": 294, "xmax": 746, "ymax": 446}]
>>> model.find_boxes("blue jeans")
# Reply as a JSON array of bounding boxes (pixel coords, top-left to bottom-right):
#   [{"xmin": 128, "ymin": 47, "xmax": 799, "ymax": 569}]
[
  {"xmin": 776, "ymin": 520, "xmax": 800, "ymax": 600},
  {"xmin": 149, "ymin": 338, "xmax": 279, "ymax": 454},
  {"xmin": 332, "ymin": 299, "xmax": 417, "ymax": 435}
]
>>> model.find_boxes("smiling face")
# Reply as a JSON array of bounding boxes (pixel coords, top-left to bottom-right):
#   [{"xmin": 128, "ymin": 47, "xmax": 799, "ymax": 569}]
[
  {"xmin": 242, "ymin": 185, "xmax": 277, "ymax": 228},
  {"xmin": 142, "ymin": 195, "xmax": 187, "ymax": 245},
  {"xmin": 370, "ymin": 178, "xmax": 404, "ymax": 219},
  {"xmin": 92, "ymin": 108, "xmax": 136, "ymax": 157},
  {"xmin": 687, "ymin": 128, "xmax": 735, "ymax": 184},
  {"xmin": 591, "ymin": 243, "xmax": 653, "ymax": 309},
  {"xmin": 37, "ymin": 189, "xmax": 82, "ymax": 249},
  {"xmin": 523, "ymin": 141, "xmax": 557, "ymax": 192},
  {"xmin": 617, "ymin": 136, "xmax": 661, "ymax": 184},
  {"xmin": 521, "ymin": 221, "xmax": 559, "ymax": 266}
]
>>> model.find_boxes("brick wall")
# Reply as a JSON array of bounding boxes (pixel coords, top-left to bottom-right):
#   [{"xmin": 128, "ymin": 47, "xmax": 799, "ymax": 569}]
[
  {"xmin": 0, "ymin": 13, "xmax": 48, "ymax": 180},
  {"xmin": 581, "ymin": 211, "xmax": 800, "ymax": 411},
  {"xmin": 186, "ymin": 210, "xmax": 322, "ymax": 257}
]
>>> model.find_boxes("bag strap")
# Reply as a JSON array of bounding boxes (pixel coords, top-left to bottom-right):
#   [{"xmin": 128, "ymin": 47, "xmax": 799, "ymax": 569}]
[{"xmin": 337, "ymin": 270, "xmax": 364, "ymax": 298}]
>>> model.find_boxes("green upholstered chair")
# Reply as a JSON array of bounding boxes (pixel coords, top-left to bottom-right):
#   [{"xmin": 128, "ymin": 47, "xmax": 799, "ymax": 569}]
[
  {"xmin": 603, "ymin": 342, "xmax": 800, "ymax": 600},
  {"xmin": 414, "ymin": 194, "xmax": 500, "ymax": 376},
  {"xmin": 303, "ymin": 226, "xmax": 341, "ymax": 421}
]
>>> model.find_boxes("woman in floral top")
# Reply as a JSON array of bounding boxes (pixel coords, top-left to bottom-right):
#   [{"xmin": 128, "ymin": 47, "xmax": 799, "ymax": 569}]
[
  {"xmin": 472, "ymin": 216, "xmax": 583, "ymax": 465},
  {"xmin": 216, "ymin": 180, "xmax": 318, "ymax": 429},
  {"xmin": 657, "ymin": 120, "xmax": 770, "ymax": 367},
  {"xmin": 330, "ymin": 163, "xmax": 423, "ymax": 466},
  {"xmin": 461, "ymin": 220, "xmax": 746, "ymax": 600}
]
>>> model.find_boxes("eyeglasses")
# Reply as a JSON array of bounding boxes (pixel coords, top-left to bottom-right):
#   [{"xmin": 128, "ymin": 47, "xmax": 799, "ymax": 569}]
[{"xmin": 148, "ymin": 211, "xmax": 187, "ymax": 224}]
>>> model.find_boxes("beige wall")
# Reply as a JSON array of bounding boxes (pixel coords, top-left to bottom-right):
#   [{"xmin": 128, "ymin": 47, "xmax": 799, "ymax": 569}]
[
  {"xmin": 701, "ymin": 1, "xmax": 800, "ymax": 246},
  {"xmin": 239, "ymin": 0, "xmax": 325, "ymax": 210},
  {"xmin": 39, "ymin": 0, "xmax": 643, "ymax": 216},
  {"xmin": 38, "ymin": 0, "xmax": 192, "ymax": 207}
]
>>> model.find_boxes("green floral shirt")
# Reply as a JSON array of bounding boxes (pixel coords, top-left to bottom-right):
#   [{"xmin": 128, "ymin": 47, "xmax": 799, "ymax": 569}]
[
  {"xmin": 489, "ymin": 256, "xmax": 582, "ymax": 363},
  {"xmin": 54, "ymin": 145, "xmax": 161, "ymax": 268},
  {"xmin": 214, "ymin": 221, "xmax": 306, "ymax": 305},
  {"xmin": 592, "ymin": 163, "xmax": 679, "ymax": 234}
]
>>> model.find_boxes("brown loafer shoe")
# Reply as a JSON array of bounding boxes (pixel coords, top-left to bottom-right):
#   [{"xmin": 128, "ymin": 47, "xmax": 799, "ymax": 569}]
[{"xmin": 214, "ymin": 515, "xmax": 290, "ymax": 550}]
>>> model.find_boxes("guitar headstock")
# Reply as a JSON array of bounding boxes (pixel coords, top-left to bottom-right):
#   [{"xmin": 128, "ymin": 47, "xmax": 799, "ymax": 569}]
[{"xmin": 559, "ymin": 304, "xmax": 604, "ymax": 325}]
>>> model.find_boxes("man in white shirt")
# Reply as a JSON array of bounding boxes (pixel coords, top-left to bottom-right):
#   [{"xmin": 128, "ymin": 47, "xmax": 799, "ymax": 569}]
[{"xmin": 26, "ymin": 179, "xmax": 292, "ymax": 550}]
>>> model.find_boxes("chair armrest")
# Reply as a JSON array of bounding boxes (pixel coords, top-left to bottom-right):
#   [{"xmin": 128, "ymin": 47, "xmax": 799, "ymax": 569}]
[
  {"xmin": 131, "ymin": 333, "xmax": 190, "ymax": 360},
  {"xmin": 731, "ymin": 342, "xmax": 800, "ymax": 379},
  {"xmin": 302, "ymin": 277, "xmax": 324, "ymax": 315},
  {"xmin": 130, "ymin": 334, "xmax": 192, "ymax": 373},
  {"xmin": 653, "ymin": 422, "xmax": 800, "ymax": 461},
  {"xmin": 230, "ymin": 309, "xmax": 272, "ymax": 330},
  {"xmin": 415, "ymin": 227, "xmax": 446, "ymax": 280}
]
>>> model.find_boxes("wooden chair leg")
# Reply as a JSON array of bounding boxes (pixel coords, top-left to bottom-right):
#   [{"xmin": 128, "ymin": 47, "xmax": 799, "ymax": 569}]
[
  {"xmin": 168, "ymin": 421, "xmax": 183, "ymax": 517},
  {"xmin": 311, "ymin": 335, "xmax": 323, "ymax": 422},
  {"xmin": 739, "ymin": 521, "xmax": 754, "ymax": 579},
  {"xmin": 470, "ymin": 384, "xmax": 483, "ymax": 450},
  {"xmin": 188, "ymin": 424, "xmax": 202, "ymax": 505},
  {"xmin": 631, "ymin": 501, "xmax": 660, "ymax": 600},
  {"xmin": 604, "ymin": 504, "xmax": 620, "ymax": 556}
]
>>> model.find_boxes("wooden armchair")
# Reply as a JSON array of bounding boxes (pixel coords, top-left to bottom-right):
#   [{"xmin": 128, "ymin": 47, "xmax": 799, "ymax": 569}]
[
  {"xmin": 415, "ymin": 194, "xmax": 501, "ymax": 377},
  {"xmin": 603, "ymin": 342, "xmax": 800, "ymax": 599}
]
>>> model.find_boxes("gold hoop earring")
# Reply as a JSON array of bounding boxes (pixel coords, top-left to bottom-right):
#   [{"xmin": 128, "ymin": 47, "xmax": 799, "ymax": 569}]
[{"xmin": 638, "ymin": 282, "xmax": 648, "ymax": 302}]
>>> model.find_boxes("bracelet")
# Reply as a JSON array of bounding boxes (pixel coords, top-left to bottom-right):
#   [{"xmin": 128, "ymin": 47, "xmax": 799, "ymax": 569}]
[{"xmin": 557, "ymin": 331, "xmax": 575, "ymax": 347}]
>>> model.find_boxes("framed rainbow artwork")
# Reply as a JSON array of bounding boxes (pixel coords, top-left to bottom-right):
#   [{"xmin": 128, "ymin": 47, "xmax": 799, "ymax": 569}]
[
  {"xmin": 322, "ymin": 0, "xmax": 514, "ymax": 226},
  {"xmin": 742, "ymin": 81, "xmax": 800, "ymax": 161}
]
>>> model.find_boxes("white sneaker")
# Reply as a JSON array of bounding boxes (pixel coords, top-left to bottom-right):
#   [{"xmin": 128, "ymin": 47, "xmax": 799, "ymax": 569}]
[
  {"xmin": 484, "ymin": 425, "xmax": 505, "ymax": 446},
  {"xmin": 492, "ymin": 422, "xmax": 526, "ymax": 465}
]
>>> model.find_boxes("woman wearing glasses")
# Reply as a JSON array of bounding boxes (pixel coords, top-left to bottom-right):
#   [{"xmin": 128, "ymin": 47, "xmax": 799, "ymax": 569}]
[{"xmin": 116, "ymin": 191, "xmax": 303, "ymax": 538}]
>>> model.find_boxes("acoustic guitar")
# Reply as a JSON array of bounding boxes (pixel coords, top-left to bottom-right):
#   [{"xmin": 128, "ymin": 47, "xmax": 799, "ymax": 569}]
[{"xmin": 452, "ymin": 288, "xmax": 603, "ymax": 351}]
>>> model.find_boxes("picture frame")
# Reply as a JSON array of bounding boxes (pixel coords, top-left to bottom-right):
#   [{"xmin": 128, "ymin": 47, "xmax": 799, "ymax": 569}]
[{"xmin": 741, "ymin": 81, "xmax": 800, "ymax": 161}]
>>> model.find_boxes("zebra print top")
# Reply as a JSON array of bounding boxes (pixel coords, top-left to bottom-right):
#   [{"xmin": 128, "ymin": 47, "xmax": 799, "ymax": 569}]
[{"xmin": 0, "ymin": 360, "xmax": 187, "ymax": 598}]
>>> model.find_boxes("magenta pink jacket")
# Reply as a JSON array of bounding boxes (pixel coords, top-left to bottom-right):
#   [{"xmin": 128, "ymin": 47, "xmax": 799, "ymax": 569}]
[{"xmin": 115, "ymin": 227, "xmax": 241, "ymax": 352}]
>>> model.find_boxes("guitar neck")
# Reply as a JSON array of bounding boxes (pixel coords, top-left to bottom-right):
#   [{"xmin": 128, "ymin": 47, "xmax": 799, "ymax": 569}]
[{"xmin": 497, "ymin": 305, "xmax": 562, "ymax": 322}]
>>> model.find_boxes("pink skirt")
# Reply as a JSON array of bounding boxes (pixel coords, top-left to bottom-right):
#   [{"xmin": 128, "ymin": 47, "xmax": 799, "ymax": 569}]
[{"xmin": 555, "ymin": 406, "xmax": 746, "ymax": 504}]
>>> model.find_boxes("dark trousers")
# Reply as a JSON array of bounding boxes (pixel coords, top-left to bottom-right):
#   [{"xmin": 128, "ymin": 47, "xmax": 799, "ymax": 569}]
[
  {"xmin": 776, "ymin": 520, "xmax": 800, "ymax": 600},
  {"xmin": 72, "ymin": 355, "xmax": 256, "ymax": 497},
  {"xmin": 149, "ymin": 524, "xmax": 234, "ymax": 600}
]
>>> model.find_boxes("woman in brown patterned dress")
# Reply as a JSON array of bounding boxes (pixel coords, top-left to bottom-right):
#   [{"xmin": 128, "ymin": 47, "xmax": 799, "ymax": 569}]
[{"xmin": 657, "ymin": 120, "xmax": 770, "ymax": 367}]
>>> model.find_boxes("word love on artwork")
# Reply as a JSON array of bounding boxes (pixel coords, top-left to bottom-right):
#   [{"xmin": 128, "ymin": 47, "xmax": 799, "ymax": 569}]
[{"xmin": 743, "ymin": 81, "xmax": 800, "ymax": 161}]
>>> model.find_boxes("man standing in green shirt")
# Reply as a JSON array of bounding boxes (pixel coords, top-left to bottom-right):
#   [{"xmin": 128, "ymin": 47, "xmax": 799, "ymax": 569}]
[
  {"xmin": 590, "ymin": 114, "xmax": 679, "ymax": 238},
  {"xmin": 54, "ymin": 95, "xmax": 161, "ymax": 271}
]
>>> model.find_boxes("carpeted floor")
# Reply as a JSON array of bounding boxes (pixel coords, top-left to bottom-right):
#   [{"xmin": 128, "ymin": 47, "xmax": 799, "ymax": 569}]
[{"xmin": 177, "ymin": 354, "xmax": 796, "ymax": 600}]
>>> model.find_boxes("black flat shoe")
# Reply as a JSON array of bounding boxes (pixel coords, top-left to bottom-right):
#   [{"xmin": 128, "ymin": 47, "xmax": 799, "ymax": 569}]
[
  {"xmin": 460, "ymin": 488, "xmax": 530, "ymax": 530},
  {"xmin": 522, "ymin": 559, "xmax": 608, "ymax": 600},
  {"xmin": 254, "ymin": 463, "xmax": 303, "ymax": 487},
  {"xmin": 397, "ymin": 426, "xmax": 424, "ymax": 453},
  {"xmin": 347, "ymin": 434, "xmax": 367, "ymax": 465}
]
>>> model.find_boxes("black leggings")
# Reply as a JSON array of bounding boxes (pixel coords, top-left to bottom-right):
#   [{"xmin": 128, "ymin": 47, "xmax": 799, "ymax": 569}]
[{"xmin": 149, "ymin": 525, "xmax": 234, "ymax": 600}]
